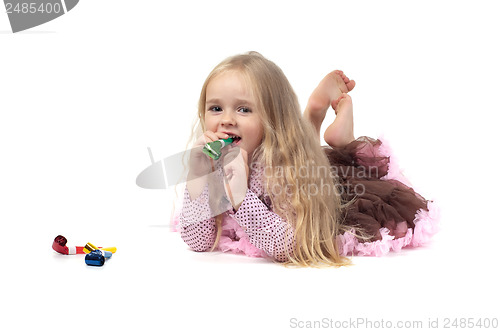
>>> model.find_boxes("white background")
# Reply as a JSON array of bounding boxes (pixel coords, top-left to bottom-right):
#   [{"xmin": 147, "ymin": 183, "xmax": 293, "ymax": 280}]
[{"xmin": 1, "ymin": 1, "xmax": 499, "ymax": 331}]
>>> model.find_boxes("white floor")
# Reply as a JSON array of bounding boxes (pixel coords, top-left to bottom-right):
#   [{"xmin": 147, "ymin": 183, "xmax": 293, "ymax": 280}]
[
  {"xmin": 4, "ymin": 212, "xmax": 497, "ymax": 331},
  {"xmin": 1, "ymin": 1, "xmax": 499, "ymax": 331}
]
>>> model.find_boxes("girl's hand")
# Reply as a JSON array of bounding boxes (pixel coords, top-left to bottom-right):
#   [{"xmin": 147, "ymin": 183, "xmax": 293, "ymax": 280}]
[
  {"xmin": 188, "ymin": 131, "xmax": 229, "ymax": 176},
  {"xmin": 186, "ymin": 131, "xmax": 229, "ymax": 199},
  {"xmin": 221, "ymin": 146, "xmax": 249, "ymax": 210}
]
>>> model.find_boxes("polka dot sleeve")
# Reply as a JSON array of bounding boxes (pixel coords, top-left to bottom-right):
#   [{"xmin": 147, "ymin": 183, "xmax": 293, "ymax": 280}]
[
  {"xmin": 179, "ymin": 184, "xmax": 216, "ymax": 252},
  {"xmin": 230, "ymin": 189, "xmax": 295, "ymax": 262}
]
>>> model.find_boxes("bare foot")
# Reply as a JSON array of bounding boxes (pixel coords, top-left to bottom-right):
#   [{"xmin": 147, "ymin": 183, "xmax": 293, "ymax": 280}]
[
  {"xmin": 324, "ymin": 93, "xmax": 355, "ymax": 148},
  {"xmin": 335, "ymin": 93, "xmax": 353, "ymax": 114},
  {"xmin": 304, "ymin": 70, "xmax": 355, "ymax": 139},
  {"xmin": 330, "ymin": 70, "xmax": 356, "ymax": 110}
]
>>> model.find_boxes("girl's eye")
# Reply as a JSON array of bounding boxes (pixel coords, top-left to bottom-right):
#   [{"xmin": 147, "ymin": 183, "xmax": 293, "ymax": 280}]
[
  {"xmin": 238, "ymin": 107, "xmax": 251, "ymax": 113},
  {"xmin": 209, "ymin": 106, "xmax": 222, "ymax": 112}
]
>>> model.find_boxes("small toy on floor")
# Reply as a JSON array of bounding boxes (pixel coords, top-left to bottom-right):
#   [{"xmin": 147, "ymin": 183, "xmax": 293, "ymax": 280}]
[
  {"xmin": 85, "ymin": 250, "xmax": 110, "ymax": 266},
  {"xmin": 82, "ymin": 242, "xmax": 113, "ymax": 258},
  {"xmin": 83, "ymin": 242, "xmax": 113, "ymax": 267},
  {"xmin": 52, "ymin": 235, "xmax": 116, "ymax": 255},
  {"xmin": 52, "ymin": 235, "xmax": 116, "ymax": 267}
]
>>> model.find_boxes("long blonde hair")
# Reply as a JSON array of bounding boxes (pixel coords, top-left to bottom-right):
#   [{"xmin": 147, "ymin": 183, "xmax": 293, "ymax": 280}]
[{"xmin": 197, "ymin": 52, "xmax": 351, "ymax": 267}]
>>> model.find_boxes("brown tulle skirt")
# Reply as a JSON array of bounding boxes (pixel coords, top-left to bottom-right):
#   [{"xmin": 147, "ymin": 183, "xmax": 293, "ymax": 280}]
[{"xmin": 323, "ymin": 137, "xmax": 429, "ymax": 242}]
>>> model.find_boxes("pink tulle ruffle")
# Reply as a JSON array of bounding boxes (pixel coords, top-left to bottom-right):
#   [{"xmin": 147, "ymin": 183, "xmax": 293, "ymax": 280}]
[
  {"xmin": 378, "ymin": 136, "xmax": 413, "ymax": 187},
  {"xmin": 217, "ymin": 214, "xmax": 268, "ymax": 258},
  {"xmin": 337, "ymin": 199, "xmax": 439, "ymax": 257},
  {"xmin": 171, "ymin": 213, "xmax": 180, "ymax": 232}
]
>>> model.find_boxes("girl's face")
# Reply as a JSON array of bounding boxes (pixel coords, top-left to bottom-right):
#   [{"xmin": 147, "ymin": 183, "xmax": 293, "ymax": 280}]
[{"xmin": 204, "ymin": 70, "xmax": 264, "ymax": 160}]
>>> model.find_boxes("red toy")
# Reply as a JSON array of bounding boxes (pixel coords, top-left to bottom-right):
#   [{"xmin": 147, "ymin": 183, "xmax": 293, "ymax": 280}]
[{"xmin": 52, "ymin": 235, "xmax": 116, "ymax": 255}]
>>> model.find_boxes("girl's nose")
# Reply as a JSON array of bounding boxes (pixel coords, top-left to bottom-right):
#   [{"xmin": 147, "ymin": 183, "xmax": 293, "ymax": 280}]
[{"xmin": 221, "ymin": 111, "xmax": 235, "ymax": 126}]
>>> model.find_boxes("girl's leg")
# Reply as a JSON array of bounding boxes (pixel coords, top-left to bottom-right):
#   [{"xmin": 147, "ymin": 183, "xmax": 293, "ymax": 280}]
[{"xmin": 303, "ymin": 70, "xmax": 355, "ymax": 143}]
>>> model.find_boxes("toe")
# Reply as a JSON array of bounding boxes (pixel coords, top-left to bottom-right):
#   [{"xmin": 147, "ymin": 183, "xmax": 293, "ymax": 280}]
[
  {"xmin": 338, "ymin": 93, "xmax": 352, "ymax": 104},
  {"xmin": 331, "ymin": 94, "xmax": 344, "ymax": 110},
  {"xmin": 333, "ymin": 70, "xmax": 344, "ymax": 77},
  {"xmin": 346, "ymin": 80, "xmax": 356, "ymax": 91}
]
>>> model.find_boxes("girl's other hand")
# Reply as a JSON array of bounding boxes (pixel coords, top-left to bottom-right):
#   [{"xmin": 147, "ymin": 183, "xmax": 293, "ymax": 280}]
[{"xmin": 221, "ymin": 147, "xmax": 249, "ymax": 210}]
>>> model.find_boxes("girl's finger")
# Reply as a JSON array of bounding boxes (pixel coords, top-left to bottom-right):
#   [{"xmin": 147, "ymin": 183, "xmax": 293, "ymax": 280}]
[
  {"xmin": 204, "ymin": 131, "xmax": 219, "ymax": 143},
  {"xmin": 216, "ymin": 132, "xmax": 230, "ymax": 140}
]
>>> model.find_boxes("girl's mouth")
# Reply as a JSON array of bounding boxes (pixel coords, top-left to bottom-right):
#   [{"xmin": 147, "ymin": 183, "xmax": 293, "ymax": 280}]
[{"xmin": 228, "ymin": 135, "xmax": 241, "ymax": 145}]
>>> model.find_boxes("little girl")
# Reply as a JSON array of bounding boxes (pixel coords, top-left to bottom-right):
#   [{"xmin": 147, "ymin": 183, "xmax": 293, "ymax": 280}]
[{"xmin": 178, "ymin": 52, "xmax": 438, "ymax": 267}]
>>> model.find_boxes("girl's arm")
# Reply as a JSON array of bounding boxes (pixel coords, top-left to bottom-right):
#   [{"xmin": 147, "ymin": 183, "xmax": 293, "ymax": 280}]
[
  {"xmin": 180, "ymin": 185, "xmax": 295, "ymax": 261},
  {"xmin": 180, "ymin": 183, "xmax": 295, "ymax": 261},
  {"xmin": 179, "ymin": 184, "xmax": 217, "ymax": 252},
  {"xmin": 180, "ymin": 160, "xmax": 296, "ymax": 262},
  {"xmin": 230, "ymin": 189, "xmax": 295, "ymax": 262},
  {"xmin": 180, "ymin": 150, "xmax": 231, "ymax": 252}
]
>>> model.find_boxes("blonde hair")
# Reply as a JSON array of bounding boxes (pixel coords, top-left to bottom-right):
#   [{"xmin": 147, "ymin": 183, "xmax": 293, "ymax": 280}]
[{"xmin": 197, "ymin": 52, "xmax": 351, "ymax": 267}]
